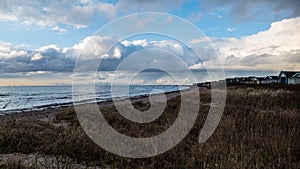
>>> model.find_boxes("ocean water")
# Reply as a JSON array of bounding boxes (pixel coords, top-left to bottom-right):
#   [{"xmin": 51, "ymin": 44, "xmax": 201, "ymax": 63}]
[{"xmin": 0, "ymin": 85, "xmax": 188, "ymax": 113}]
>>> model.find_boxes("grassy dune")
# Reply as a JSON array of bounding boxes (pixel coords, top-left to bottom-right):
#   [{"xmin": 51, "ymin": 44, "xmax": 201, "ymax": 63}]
[{"xmin": 0, "ymin": 85, "xmax": 299, "ymax": 168}]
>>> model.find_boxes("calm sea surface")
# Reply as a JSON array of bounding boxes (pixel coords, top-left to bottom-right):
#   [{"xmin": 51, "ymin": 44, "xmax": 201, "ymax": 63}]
[{"xmin": 0, "ymin": 85, "xmax": 188, "ymax": 113}]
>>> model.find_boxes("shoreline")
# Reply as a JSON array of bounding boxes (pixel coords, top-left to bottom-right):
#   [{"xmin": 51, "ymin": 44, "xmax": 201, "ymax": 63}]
[
  {"xmin": 0, "ymin": 88, "xmax": 187, "ymax": 123},
  {"xmin": 0, "ymin": 85, "xmax": 193, "ymax": 117}
]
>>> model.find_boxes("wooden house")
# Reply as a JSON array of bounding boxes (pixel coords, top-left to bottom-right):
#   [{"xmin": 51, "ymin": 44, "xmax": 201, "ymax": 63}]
[
  {"xmin": 261, "ymin": 76, "xmax": 278, "ymax": 84},
  {"xmin": 278, "ymin": 71, "xmax": 300, "ymax": 85}
]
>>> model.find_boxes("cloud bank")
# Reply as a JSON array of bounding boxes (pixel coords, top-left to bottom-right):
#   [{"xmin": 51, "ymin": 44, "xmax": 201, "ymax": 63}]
[
  {"xmin": 1, "ymin": 0, "xmax": 299, "ymax": 33},
  {"xmin": 0, "ymin": 0, "xmax": 184, "ymax": 32},
  {"xmin": 0, "ymin": 17, "xmax": 299, "ymax": 84},
  {"xmin": 202, "ymin": 0, "xmax": 300, "ymax": 22},
  {"xmin": 213, "ymin": 17, "xmax": 300, "ymax": 71}
]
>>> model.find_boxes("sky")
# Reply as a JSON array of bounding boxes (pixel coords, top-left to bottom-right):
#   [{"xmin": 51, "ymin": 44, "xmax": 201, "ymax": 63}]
[{"xmin": 0, "ymin": 0, "xmax": 300, "ymax": 86}]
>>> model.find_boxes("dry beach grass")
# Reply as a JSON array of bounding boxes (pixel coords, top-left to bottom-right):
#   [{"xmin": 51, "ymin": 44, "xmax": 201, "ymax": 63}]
[{"xmin": 0, "ymin": 85, "xmax": 299, "ymax": 168}]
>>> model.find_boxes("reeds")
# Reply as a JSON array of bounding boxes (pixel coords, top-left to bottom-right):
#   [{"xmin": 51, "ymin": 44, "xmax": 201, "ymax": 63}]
[{"xmin": 0, "ymin": 85, "xmax": 299, "ymax": 168}]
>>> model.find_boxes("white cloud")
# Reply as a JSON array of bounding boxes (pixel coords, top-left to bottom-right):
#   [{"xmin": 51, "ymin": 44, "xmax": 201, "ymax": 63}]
[
  {"xmin": 51, "ymin": 26, "xmax": 67, "ymax": 33},
  {"xmin": 113, "ymin": 47, "xmax": 122, "ymax": 59},
  {"xmin": 0, "ymin": 41, "xmax": 13, "ymax": 53},
  {"xmin": 0, "ymin": 0, "xmax": 185, "ymax": 32},
  {"xmin": 122, "ymin": 39, "xmax": 148, "ymax": 47},
  {"xmin": 68, "ymin": 35, "xmax": 124, "ymax": 60},
  {"xmin": 151, "ymin": 40, "xmax": 184, "ymax": 56},
  {"xmin": 202, "ymin": 17, "xmax": 300, "ymax": 70},
  {"xmin": 24, "ymin": 71, "xmax": 51, "ymax": 76},
  {"xmin": 218, "ymin": 17, "xmax": 300, "ymax": 56},
  {"xmin": 0, "ymin": 0, "xmax": 114, "ymax": 32},
  {"xmin": 0, "ymin": 41, "xmax": 28, "ymax": 58},
  {"xmin": 2, "ymin": 16, "xmax": 300, "ymax": 78},
  {"xmin": 156, "ymin": 79, "xmax": 164, "ymax": 84},
  {"xmin": 188, "ymin": 63, "xmax": 203, "ymax": 70},
  {"xmin": 0, "ymin": 50, "xmax": 27, "ymax": 58},
  {"xmin": 97, "ymin": 3, "xmax": 118, "ymax": 19},
  {"xmin": 31, "ymin": 53, "xmax": 43, "ymax": 61},
  {"xmin": 7, "ymin": 50, "xmax": 27, "ymax": 58},
  {"xmin": 189, "ymin": 38, "xmax": 207, "ymax": 45},
  {"xmin": 0, "ymin": 12, "xmax": 18, "ymax": 21},
  {"xmin": 227, "ymin": 27, "xmax": 237, "ymax": 32},
  {"xmin": 180, "ymin": 77, "xmax": 192, "ymax": 84},
  {"xmin": 37, "ymin": 44, "xmax": 61, "ymax": 53}
]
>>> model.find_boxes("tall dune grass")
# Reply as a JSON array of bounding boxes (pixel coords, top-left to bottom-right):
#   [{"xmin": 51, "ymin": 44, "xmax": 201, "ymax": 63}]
[{"xmin": 0, "ymin": 85, "xmax": 299, "ymax": 168}]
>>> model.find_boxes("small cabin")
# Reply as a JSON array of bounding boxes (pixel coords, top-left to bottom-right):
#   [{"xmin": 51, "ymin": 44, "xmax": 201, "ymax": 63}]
[
  {"xmin": 261, "ymin": 76, "xmax": 278, "ymax": 84},
  {"xmin": 279, "ymin": 71, "xmax": 300, "ymax": 85}
]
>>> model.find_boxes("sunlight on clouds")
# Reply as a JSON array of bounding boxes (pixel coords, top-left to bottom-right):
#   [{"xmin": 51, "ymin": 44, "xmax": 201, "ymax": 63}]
[
  {"xmin": 69, "ymin": 35, "xmax": 117, "ymax": 59},
  {"xmin": 37, "ymin": 45, "xmax": 61, "ymax": 52},
  {"xmin": 0, "ymin": 12, "xmax": 18, "ymax": 22},
  {"xmin": 31, "ymin": 53, "xmax": 43, "ymax": 61},
  {"xmin": 4, "ymin": 50, "xmax": 27, "ymax": 58},
  {"xmin": 51, "ymin": 26, "xmax": 67, "ymax": 33},
  {"xmin": 156, "ymin": 79, "xmax": 164, "ymax": 84},
  {"xmin": 152, "ymin": 41, "xmax": 184, "ymax": 56},
  {"xmin": 121, "ymin": 39, "xmax": 149, "ymax": 47},
  {"xmin": 189, "ymin": 17, "xmax": 300, "ymax": 71},
  {"xmin": 0, "ymin": 41, "xmax": 28, "ymax": 58},
  {"xmin": 113, "ymin": 47, "xmax": 122, "ymax": 58}
]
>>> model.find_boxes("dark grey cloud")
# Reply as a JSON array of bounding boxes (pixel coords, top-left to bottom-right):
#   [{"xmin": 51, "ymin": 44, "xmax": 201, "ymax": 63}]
[
  {"xmin": 240, "ymin": 53, "xmax": 272, "ymax": 66},
  {"xmin": 284, "ymin": 50, "xmax": 300, "ymax": 63},
  {"xmin": 203, "ymin": 0, "xmax": 300, "ymax": 22},
  {"xmin": 273, "ymin": 0, "xmax": 300, "ymax": 17},
  {"xmin": 116, "ymin": 0, "xmax": 184, "ymax": 13},
  {"xmin": 222, "ymin": 50, "xmax": 300, "ymax": 71},
  {"xmin": 131, "ymin": 70, "xmax": 175, "ymax": 84},
  {"xmin": 223, "ymin": 53, "xmax": 273, "ymax": 67},
  {"xmin": 0, "ymin": 37, "xmax": 206, "ymax": 75},
  {"xmin": 224, "ymin": 69, "xmax": 278, "ymax": 77},
  {"xmin": 0, "ymin": 46, "xmax": 75, "ymax": 74},
  {"xmin": 0, "ymin": 0, "xmax": 185, "ymax": 32},
  {"xmin": 0, "ymin": 0, "xmax": 94, "ymax": 31}
]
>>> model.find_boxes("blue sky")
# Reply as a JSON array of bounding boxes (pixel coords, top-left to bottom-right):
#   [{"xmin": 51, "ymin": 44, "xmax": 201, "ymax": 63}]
[
  {"xmin": 0, "ymin": 0, "xmax": 300, "ymax": 86},
  {"xmin": 0, "ymin": 0, "xmax": 293, "ymax": 48}
]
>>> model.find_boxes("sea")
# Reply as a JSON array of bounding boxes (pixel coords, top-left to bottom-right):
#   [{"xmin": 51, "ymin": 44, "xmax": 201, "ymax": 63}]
[{"xmin": 0, "ymin": 85, "xmax": 189, "ymax": 113}]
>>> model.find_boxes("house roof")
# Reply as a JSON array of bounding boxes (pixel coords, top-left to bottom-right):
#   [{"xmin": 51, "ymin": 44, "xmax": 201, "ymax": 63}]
[
  {"xmin": 279, "ymin": 71, "xmax": 300, "ymax": 78},
  {"xmin": 256, "ymin": 77, "xmax": 264, "ymax": 81},
  {"xmin": 270, "ymin": 76, "xmax": 278, "ymax": 79},
  {"xmin": 264, "ymin": 76, "xmax": 278, "ymax": 80},
  {"xmin": 292, "ymin": 73, "xmax": 300, "ymax": 78}
]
